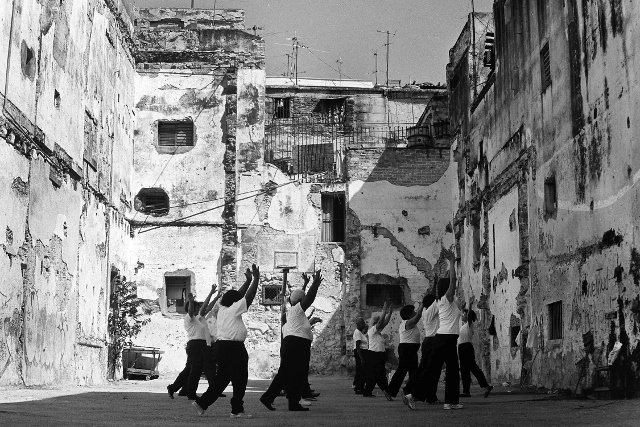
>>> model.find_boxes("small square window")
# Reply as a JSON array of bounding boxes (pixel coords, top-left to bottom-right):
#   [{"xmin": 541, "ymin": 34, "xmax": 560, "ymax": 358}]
[
  {"xmin": 273, "ymin": 98, "xmax": 291, "ymax": 119},
  {"xmin": 165, "ymin": 276, "xmax": 191, "ymax": 314},
  {"xmin": 262, "ymin": 285, "xmax": 283, "ymax": 306},
  {"xmin": 548, "ymin": 301, "xmax": 563, "ymax": 340},
  {"xmin": 365, "ymin": 284, "xmax": 404, "ymax": 307},
  {"xmin": 158, "ymin": 121, "xmax": 194, "ymax": 147}
]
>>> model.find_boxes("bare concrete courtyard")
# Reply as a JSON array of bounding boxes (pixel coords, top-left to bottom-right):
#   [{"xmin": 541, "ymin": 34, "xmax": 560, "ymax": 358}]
[{"xmin": 1, "ymin": 376, "xmax": 638, "ymax": 427}]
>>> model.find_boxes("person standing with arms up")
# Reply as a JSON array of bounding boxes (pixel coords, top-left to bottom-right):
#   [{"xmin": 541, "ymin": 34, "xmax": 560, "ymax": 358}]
[
  {"xmin": 386, "ymin": 300, "xmax": 423, "ymax": 398},
  {"xmin": 193, "ymin": 265, "xmax": 260, "ymax": 419},
  {"xmin": 260, "ymin": 270, "xmax": 323, "ymax": 412},
  {"xmin": 458, "ymin": 308, "xmax": 493, "ymax": 398},
  {"xmin": 363, "ymin": 301, "xmax": 393, "ymax": 399},
  {"xmin": 352, "ymin": 316, "xmax": 368, "ymax": 394}
]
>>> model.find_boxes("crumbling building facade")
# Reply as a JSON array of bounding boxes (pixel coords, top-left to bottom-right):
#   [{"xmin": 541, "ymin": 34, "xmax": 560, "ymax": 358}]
[{"xmin": 451, "ymin": 1, "xmax": 640, "ymax": 395}]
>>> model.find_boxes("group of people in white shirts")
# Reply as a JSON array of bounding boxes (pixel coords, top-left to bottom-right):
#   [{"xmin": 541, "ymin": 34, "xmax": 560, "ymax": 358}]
[
  {"xmin": 166, "ymin": 264, "xmax": 325, "ymax": 419},
  {"xmin": 352, "ymin": 248, "xmax": 493, "ymax": 410}
]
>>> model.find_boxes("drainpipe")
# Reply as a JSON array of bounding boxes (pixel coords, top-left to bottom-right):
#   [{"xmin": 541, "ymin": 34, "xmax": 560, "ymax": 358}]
[{"xmin": 3, "ymin": 0, "xmax": 17, "ymax": 111}]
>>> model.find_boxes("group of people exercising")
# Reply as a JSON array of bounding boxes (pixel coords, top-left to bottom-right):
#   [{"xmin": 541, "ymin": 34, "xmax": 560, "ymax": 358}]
[
  {"xmin": 352, "ymin": 247, "xmax": 493, "ymax": 410},
  {"xmin": 164, "ymin": 247, "xmax": 489, "ymax": 418}
]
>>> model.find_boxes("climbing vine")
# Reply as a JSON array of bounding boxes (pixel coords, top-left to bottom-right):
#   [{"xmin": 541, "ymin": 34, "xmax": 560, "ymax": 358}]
[{"xmin": 107, "ymin": 276, "xmax": 149, "ymax": 379}]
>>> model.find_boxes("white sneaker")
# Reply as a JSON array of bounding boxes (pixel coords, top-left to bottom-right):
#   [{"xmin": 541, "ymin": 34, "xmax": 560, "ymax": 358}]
[
  {"xmin": 300, "ymin": 399, "xmax": 312, "ymax": 406},
  {"xmin": 192, "ymin": 401, "xmax": 205, "ymax": 416},
  {"xmin": 230, "ymin": 412, "xmax": 253, "ymax": 418},
  {"xmin": 406, "ymin": 394, "xmax": 417, "ymax": 410},
  {"xmin": 443, "ymin": 403, "xmax": 464, "ymax": 410}
]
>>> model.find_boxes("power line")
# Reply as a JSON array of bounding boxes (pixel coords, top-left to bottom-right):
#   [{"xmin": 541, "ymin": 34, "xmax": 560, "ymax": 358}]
[{"xmin": 137, "ymin": 178, "xmax": 301, "ymax": 234}]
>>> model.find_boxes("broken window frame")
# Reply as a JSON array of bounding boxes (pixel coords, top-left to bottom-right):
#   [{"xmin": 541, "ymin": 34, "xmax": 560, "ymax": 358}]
[
  {"xmin": 365, "ymin": 284, "xmax": 404, "ymax": 307},
  {"xmin": 321, "ymin": 193, "xmax": 346, "ymax": 243}
]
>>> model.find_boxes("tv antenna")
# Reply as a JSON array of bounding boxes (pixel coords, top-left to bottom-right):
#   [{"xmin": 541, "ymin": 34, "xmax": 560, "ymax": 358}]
[
  {"xmin": 336, "ymin": 57, "xmax": 343, "ymax": 83},
  {"xmin": 250, "ymin": 25, "xmax": 264, "ymax": 36},
  {"xmin": 377, "ymin": 30, "xmax": 396, "ymax": 86},
  {"xmin": 373, "ymin": 51, "xmax": 379, "ymax": 86}
]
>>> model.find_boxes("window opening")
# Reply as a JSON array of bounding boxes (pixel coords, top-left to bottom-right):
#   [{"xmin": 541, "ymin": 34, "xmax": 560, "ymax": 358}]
[
  {"xmin": 548, "ymin": 301, "xmax": 563, "ymax": 340},
  {"xmin": 273, "ymin": 98, "xmax": 291, "ymax": 119},
  {"xmin": 366, "ymin": 284, "xmax": 404, "ymax": 307},
  {"xmin": 544, "ymin": 176, "xmax": 557, "ymax": 217},
  {"xmin": 540, "ymin": 43, "xmax": 552, "ymax": 91},
  {"xmin": 510, "ymin": 325, "xmax": 521, "ymax": 347},
  {"xmin": 135, "ymin": 188, "xmax": 170, "ymax": 216},
  {"xmin": 262, "ymin": 284, "xmax": 283, "ymax": 306},
  {"xmin": 158, "ymin": 121, "xmax": 194, "ymax": 147},
  {"xmin": 165, "ymin": 276, "xmax": 191, "ymax": 314},
  {"xmin": 321, "ymin": 193, "xmax": 346, "ymax": 242}
]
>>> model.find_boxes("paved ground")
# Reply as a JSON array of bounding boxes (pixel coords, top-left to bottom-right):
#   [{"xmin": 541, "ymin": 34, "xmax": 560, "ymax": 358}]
[{"xmin": 1, "ymin": 376, "xmax": 638, "ymax": 426}]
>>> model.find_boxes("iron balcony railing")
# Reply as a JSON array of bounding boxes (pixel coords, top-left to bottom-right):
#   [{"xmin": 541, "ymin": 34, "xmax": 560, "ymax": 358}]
[{"xmin": 264, "ymin": 118, "xmax": 444, "ymax": 182}]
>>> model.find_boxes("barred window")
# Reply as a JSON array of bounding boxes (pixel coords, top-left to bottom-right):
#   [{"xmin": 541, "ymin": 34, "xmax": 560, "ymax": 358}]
[
  {"xmin": 540, "ymin": 43, "xmax": 552, "ymax": 92},
  {"xmin": 366, "ymin": 284, "xmax": 404, "ymax": 307},
  {"xmin": 262, "ymin": 285, "xmax": 283, "ymax": 306},
  {"xmin": 273, "ymin": 98, "xmax": 291, "ymax": 119},
  {"xmin": 135, "ymin": 188, "xmax": 169, "ymax": 216}
]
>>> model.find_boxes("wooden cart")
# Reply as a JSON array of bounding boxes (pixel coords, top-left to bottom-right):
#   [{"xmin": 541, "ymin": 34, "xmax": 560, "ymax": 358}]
[{"xmin": 122, "ymin": 346, "xmax": 164, "ymax": 381}]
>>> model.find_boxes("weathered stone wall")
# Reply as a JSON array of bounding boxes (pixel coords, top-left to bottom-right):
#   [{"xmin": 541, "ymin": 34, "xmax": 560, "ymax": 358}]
[
  {"xmin": 0, "ymin": 0, "xmax": 136, "ymax": 386},
  {"xmin": 453, "ymin": 0, "xmax": 640, "ymax": 393}
]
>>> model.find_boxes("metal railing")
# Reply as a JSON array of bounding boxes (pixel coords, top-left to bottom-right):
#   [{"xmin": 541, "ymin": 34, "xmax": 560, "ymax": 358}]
[{"xmin": 265, "ymin": 119, "xmax": 446, "ymax": 182}]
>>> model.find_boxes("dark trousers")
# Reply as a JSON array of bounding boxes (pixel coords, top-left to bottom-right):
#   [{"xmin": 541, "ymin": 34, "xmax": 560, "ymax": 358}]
[
  {"xmin": 364, "ymin": 350, "xmax": 388, "ymax": 394},
  {"xmin": 419, "ymin": 334, "xmax": 460, "ymax": 404},
  {"xmin": 458, "ymin": 342, "xmax": 488, "ymax": 392},
  {"xmin": 263, "ymin": 336, "xmax": 312, "ymax": 408},
  {"xmin": 168, "ymin": 340, "xmax": 214, "ymax": 396},
  {"xmin": 196, "ymin": 341, "xmax": 248, "ymax": 414},
  {"xmin": 404, "ymin": 336, "xmax": 437, "ymax": 401},
  {"xmin": 353, "ymin": 351, "xmax": 365, "ymax": 390},
  {"xmin": 387, "ymin": 343, "xmax": 420, "ymax": 397}
]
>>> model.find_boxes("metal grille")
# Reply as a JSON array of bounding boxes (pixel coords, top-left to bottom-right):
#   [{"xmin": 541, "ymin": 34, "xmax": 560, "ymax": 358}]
[
  {"xmin": 262, "ymin": 285, "xmax": 283, "ymax": 306},
  {"xmin": 548, "ymin": 301, "xmax": 563, "ymax": 340},
  {"xmin": 136, "ymin": 189, "xmax": 169, "ymax": 216},
  {"xmin": 273, "ymin": 98, "xmax": 291, "ymax": 119},
  {"xmin": 158, "ymin": 121, "xmax": 194, "ymax": 146},
  {"xmin": 321, "ymin": 193, "xmax": 345, "ymax": 242},
  {"xmin": 365, "ymin": 284, "xmax": 404, "ymax": 307},
  {"xmin": 540, "ymin": 43, "xmax": 552, "ymax": 91},
  {"xmin": 264, "ymin": 119, "xmax": 422, "ymax": 182}
]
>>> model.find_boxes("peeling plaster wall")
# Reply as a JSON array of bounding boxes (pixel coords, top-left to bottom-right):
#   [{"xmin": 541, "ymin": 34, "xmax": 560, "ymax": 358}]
[
  {"xmin": 346, "ymin": 147, "xmax": 455, "ymax": 368},
  {"xmin": 452, "ymin": 0, "xmax": 640, "ymax": 393},
  {"xmin": 0, "ymin": 0, "xmax": 135, "ymax": 386}
]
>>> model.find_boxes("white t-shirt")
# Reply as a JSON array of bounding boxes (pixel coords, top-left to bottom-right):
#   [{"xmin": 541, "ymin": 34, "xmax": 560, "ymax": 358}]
[
  {"xmin": 352, "ymin": 329, "xmax": 369, "ymax": 350},
  {"xmin": 367, "ymin": 326, "xmax": 385, "ymax": 353},
  {"xmin": 458, "ymin": 322, "xmax": 473, "ymax": 344},
  {"xmin": 216, "ymin": 298, "xmax": 248, "ymax": 341},
  {"xmin": 399, "ymin": 320, "xmax": 421, "ymax": 344},
  {"xmin": 184, "ymin": 314, "xmax": 210, "ymax": 345},
  {"xmin": 283, "ymin": 303, "xmax": 313, "ymax": 341},
  {"xmin": 422, "ymin": 303, "xmax": 439, "ymax": 337},
  {"xmin": 436, "ymin": 298, "xmax": 461, "ymax": 335}
]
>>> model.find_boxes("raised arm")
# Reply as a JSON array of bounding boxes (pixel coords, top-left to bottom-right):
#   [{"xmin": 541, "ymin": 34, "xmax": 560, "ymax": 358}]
[
  {"xmin": 199, "ymin": 284, "xmax": 218, "ymax": 317},
  {"xmin": 237, "ymin": 268, "xmax": 252, "ymax": 297},
  {"xmin": 443, "ymin": 248, "xmax": 457, "ymax": 302},
  {"xmin": 405, "ymin": 301, "xmax": 424, "ymax": 329},
  {"xmin": 300, "ymin": 270, "xmax": 323, "ymax": 311},
  {"xmin": 301, "ymin": 273, "xmax": 311, "ymax": 292},
  {"xmin": 244, "ymin": 264, "xmax": 260, "ymax": 307},
  {"xmin": 187, "ymin": 292, "xmax": 195, "ymax": 318},
  {"xmin": 376, "ymin": 302, "xmax": 391, "ymax": 331}
]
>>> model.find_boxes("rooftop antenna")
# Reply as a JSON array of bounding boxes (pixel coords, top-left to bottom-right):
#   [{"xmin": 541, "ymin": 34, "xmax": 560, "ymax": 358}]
[
  {"xmin": 373, "ymin": 51, "xmax": 379, "ymax": 86},
  {"xmin": 251, "ymin": 25, "xmax": 264, "ymax": 36},
  {"xmin": 191, "ymin": 0, "xmax": 195, "ymax": 8},
  {"xmin": 336, "ymin": 57, "xmax": 343, "ymax": 84},
  {"xmin": 377, "ymin": 30, "xmax": 396, "ymax": 86}
]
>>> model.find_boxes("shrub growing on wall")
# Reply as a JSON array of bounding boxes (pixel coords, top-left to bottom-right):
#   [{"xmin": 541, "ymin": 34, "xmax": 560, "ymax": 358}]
[{"xmin": 107, "ymin": 276, "xmax": 150, "ymax": 379}]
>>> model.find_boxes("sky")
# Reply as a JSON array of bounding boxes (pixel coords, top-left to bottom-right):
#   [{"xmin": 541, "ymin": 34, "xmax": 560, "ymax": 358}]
[{"xmin": 136, "ymin": 0, "xmax": 495, "ymax": 85}]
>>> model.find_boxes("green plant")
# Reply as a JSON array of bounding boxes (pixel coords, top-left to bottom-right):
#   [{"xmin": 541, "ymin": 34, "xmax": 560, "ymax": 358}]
[{"xmin": 107, "ymin": 276, "xmax": 150, "ymax": 379}]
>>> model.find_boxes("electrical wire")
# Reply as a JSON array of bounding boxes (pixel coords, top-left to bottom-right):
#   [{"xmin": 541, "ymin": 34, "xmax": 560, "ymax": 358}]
[{"xmin": 137, "ymin": 178, "xmax": 300, "ymax": 234}]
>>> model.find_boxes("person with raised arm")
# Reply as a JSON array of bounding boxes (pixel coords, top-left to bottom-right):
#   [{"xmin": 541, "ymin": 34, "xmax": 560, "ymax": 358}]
[
  {"xmin": 406, "ymin": 247, "xmax": 464, "ymax": 410},
  {"xmin": 386, "ymin": 298, "xmax": 424, "ymax": 398},
  {"xmin": 458, "ymin": 308, "xmax": 493, "ymax": 398},
  {"xmin": 167, "ymin": 284, "xmax": 218, "ymax": 400},
  {"xmin": 260, "ymin": 270, "xmax": 323, "ymax": 412},
  {"xmin": 193, "ymin": 265, "xmax": 260, "ymax": 419},
  {"xmin": 362, "ymin": 301, "xmax": 393, "ymax": 399}
]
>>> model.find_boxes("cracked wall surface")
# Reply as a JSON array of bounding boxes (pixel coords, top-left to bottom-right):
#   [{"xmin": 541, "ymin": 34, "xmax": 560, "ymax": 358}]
[{"xmin": 452, "ymin": 0, "xmax": 640, "ymax": 393}]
